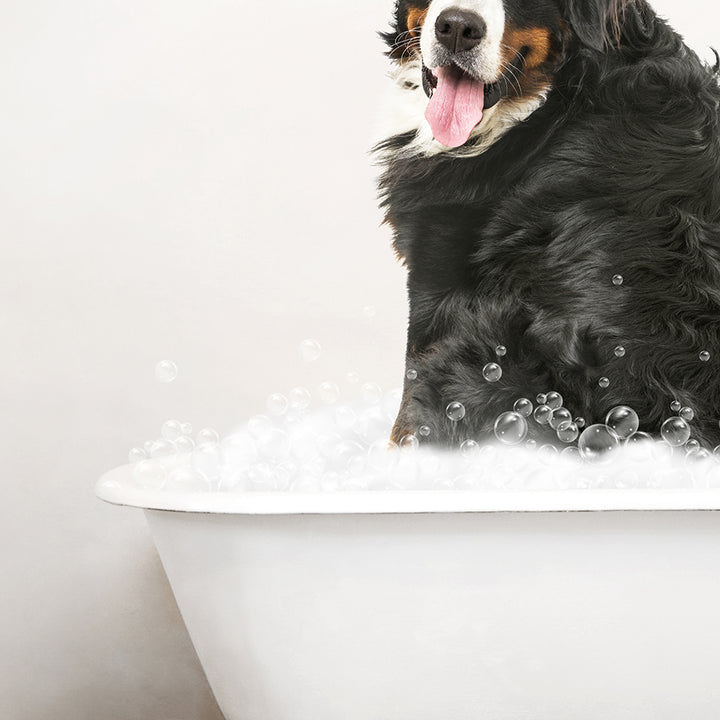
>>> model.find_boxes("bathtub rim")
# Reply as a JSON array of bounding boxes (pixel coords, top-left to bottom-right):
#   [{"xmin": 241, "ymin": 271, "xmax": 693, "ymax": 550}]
[{"xmin": 96, "ymin": 463, "xmax": 720, "ymax": 515}]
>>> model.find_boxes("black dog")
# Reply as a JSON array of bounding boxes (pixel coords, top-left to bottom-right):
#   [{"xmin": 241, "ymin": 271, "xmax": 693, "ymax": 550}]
[{"xmin": 376, "ymin": 0, "xmax": 720, "ymax": 449}]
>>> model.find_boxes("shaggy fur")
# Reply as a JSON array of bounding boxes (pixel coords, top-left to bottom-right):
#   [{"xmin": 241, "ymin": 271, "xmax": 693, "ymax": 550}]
[{"xmin": 377, "ymin": 0, "xmax": 720, "ymax": 448}]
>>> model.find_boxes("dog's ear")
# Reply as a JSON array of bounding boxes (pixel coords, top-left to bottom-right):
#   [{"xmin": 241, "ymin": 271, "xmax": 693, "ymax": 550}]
[{"xmin": 562, "ymin": 0, "xmax": 628, "ymax": 51}]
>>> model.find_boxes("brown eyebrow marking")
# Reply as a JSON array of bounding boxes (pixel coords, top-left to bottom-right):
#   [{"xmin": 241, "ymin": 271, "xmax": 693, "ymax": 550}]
[
  {"xmin": 501, "ymin": 26, "xmax": 554, "ymax": 70},
  {"xmin": 406, "ymin": 7, "xmax": 428, "ymax": 38}
]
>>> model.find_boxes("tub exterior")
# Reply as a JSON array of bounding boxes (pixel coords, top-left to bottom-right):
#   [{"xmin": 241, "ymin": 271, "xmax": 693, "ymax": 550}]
[{"xmin": 144, "ymin": 506, "xmax": 720, "ymax": 720}]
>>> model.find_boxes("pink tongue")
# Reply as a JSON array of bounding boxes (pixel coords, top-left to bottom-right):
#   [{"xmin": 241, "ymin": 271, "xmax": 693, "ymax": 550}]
[{"xmin": 425, "ymin": 66, "xmax": 485, "ymax": 148}]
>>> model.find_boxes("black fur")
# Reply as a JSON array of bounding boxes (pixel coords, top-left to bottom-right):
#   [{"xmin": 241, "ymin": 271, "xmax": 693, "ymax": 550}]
[{"xmin": 378, "ymin": 0, "xmax": 720, "ymax": 448}]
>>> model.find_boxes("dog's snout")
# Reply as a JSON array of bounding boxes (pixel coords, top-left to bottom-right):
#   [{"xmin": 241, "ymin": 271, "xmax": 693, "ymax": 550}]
[{"xmin": 434, "ymin": 8, "xmax": 487, "ymax": 54}]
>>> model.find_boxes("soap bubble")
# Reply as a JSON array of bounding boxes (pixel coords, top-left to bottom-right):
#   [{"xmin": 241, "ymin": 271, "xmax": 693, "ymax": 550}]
[
  {"xmin": 536, "ymin": 393, "xmax": 547, "ymax": 405},
  {"xmin": 493, "ymin": 411, "xmax": 528, "ymax": 445},
  {"xmin": 256, "ymin": 429, "xmax": 290, "ymax": 462},
  {"xmin": 288, "ymin": 386, "xmax": 312, "ymax": 410},
  {"xmin": 166, "ymin": 467, "xmax": 211, "ymax": 492},
  {"xmin": 612, "ymin": 274, "xmax": 624, "ymax": 286},
  {"xmin": 495, "ymin": 345, "xmax": 507, "ymax": 357},
  {"xmin": 684, "ymin": 439, "xmax": 700, "ymax": 454},
  {"xmin": 614, "ymin": 345, "xmax": 626, "ymax": 358},
  {"xmin": 513, "ymin": 398, "xmax": 533, "ymax": 417},
  {"xmin": 406, "ymin": 368, "xmax": 418, "ymax": 380},
  {"xmin": 679, "ymin": 406, "xmax": 695, "ymax": 422},
  {"xmin": 578, "ymin": 424, "xmax": 620, "ymax": 462},
  {"xmin": 155, "ymin": 360, "xmax": 178, "ymax": 383},
  {"xmin": 361, "ymin": 305, "xmax": 376, "ymax": 319},
  {"xmin": 197, "ymin": 427, "xmax": 220, "ymax": 446},
  {"xmin": 549, "ymin": 407, "xmax": 572, "ymax": 429},
  {"xmin": 598, "ymin": 377, "xmax": 610, "ymax": 388},
  {"xmin": 661, "ymin": 416, "xmax": 691, "ymax": 447},
  {"xmin": 700, "ymin": 350, "xmax": 711, "ymax": 362},
  {"xmin": 149, "ymin": 439, "xmax": 175, "ymax": 458},
  {"xmin": 545, "ymin": 391, "xmax": 563, "ymax": 410},
  {"xmin": 362, "ymin": 382, "xmax": 383, "ymax": 405},
  {"xmin": 266, "ymin": 393, "xmax": 289, "ymax": 416},
  {"xmin": 247, "ymin": 415, "xmax": 272, "ymax": 440},
  {"xmin": 173, "ymin": 436, "xmax": 195, "ymax": 454},
  {"xmin": 533, "ymin": 405, "xmax": 552, "ymax": 425},
  {"xmin": 161, "ymin": 420, "xmax": 183, "ymax": 442},
  {"xmin": 446, "ymin": 401, "xmax": 466, "ymax": 422},
  {"xmin": 605, "ymin": 406, "xmax": 639, "ymax": 440},
  {"xmin": 133, "ymin": 460, "xmax": 167, "ymax": 489},
  {"xmin": 298, "ymin": 339, "xmax": 322, "ymax": 363},
  {"xmin": 574, "ymin": 417, "xmax": 586, "ymax": 428},
  {"xmin": 556, "ymin": 420, "xmax": 579, "ymax": 443},
  {"xmin": 670, "ymin": 400, "xmax": 682, "ymax": 412},
  {"xmin": 400, "ymin": 434, "xmax": 419, "ymax": 450},
  {"xmin": 419, "ymin": 425, "xmax": 431, "ymax": 437},
  {"xmin": 561, "ymin": 446, "xmax": 580, "ymax": 459},
  {"xmin": 128, "ymin": 447, "xmax": 146, "ymax": 463},
  {"xmin": 346, "ymin": 370, "xmax": 361, "ymax": 385},
  {"xmin": 526, "ymin": 439, "xmax": 538, "ymax": 450},
  {"xmin": 460, "ymin": 439, "xmax": 480, "ymax": 457},
  {"xmin": 482, "ymin": 363, "xmax": 502, "ymax": 382},
  {"xmin": 318, "ymin": 381, "xmax": 340, "ymax": 405}
]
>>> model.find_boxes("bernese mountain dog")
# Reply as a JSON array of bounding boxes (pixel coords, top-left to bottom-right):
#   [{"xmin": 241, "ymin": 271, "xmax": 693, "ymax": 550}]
[{"xmin": 376, "ymin": 0, "xmax": 720, "ymax": 450}]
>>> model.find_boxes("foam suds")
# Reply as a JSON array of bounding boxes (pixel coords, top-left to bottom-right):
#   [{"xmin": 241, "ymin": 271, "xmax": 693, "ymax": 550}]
[{"xmin": 127, "ymin": 384, "xmax": 720, "ymax": 494}]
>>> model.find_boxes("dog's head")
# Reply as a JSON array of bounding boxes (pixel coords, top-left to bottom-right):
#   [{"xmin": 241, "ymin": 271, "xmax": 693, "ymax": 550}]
[{"xmin": 381, "ymin": 0, "xmax": 628, "ymax": 149}]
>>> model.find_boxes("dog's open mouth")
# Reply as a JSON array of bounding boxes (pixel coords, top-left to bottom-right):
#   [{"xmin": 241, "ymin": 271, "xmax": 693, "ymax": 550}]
[{"xmin": 421, "ymin": 53, "xmax": 525, "ymax": 148}]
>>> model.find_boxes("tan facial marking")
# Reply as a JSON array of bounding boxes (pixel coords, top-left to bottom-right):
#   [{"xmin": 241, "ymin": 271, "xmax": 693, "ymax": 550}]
[
  {"xmin": 501, "ymin": 26, "xmax": 554, "ymax": 70},
  {"xmin": 406, "ymin": 7, "xmax": 428, "ymax": 39}
]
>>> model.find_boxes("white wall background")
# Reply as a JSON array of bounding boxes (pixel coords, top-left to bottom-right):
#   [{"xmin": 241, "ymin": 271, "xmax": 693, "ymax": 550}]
[{"xmin": 0, "ymin": 1, "xmax": 716, "ymax": 718}]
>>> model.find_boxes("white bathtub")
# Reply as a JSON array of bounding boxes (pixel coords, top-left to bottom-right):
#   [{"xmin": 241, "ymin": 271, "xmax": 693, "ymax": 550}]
[{"xmin": 97, "ymin": 463, "xmax": 720, "ymax": 720}]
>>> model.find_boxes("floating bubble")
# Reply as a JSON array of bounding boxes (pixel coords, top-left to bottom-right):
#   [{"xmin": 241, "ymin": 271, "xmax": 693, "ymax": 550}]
[
  {"xmin": 598, "ymin": 377, "xmax": 610, "ymax": 388},
  {"xmin": 128, "ymin": 447, "xmax": 146, "ymax": 463},
  {"xmin": 493, "ymin": 411, "xmax": 528, "ymax": 445},
  {"xmin": 626, "ymin": 431, "xmax": 653, "ymax": 445},
  {"xmin": 700, "ymin": 350, "xmax": 711, "ymax": 362},
  {"xmin": 155, "ymin": 360, "xmax": 178, "ymax": 383},
  {"xmin": 685, "ymin": 439, "xmax": 700, "ymax": 454},
  {"xmin": 161, "ymin": 420, "xmax": 183, "ymax": 442},
  {"xmin": 578, "ymin": 424, "xmax": 620, "ymax": 462},
  {"xmin": 545, "ymin": 391, "xmax": 563, "ymax": 410},
  {"xmin": 333, "ymin": 405, "xmax": 357, "ymax": 431},
  {"xmin": 549, "ymin": 407, "xmax": 572, "ymax": 430},
  {"xmin": 318, "ymin": 381, "xmax": 341, "ymax": 405},
  {"xmin": 400, "ymin": 434, "xmax": 419, "ymax": 450},
  {"xmin": 670, "ymin": 400, "xmax": 682, "ymax": 413},
  {"xmin": 679, "ymin": 406, "xmax": 695, "ymax": 422},
  {"xmin": 174, "ymin": 436, "xmax": 195, "ymax": 453},
  {"xmin": 605, "ymin": 406, "xmax": 639, "ymax": 440},
  {"xmin": 247, "ymin": 415, "xmax": 273, "ymax": 439},
  {"xmin": 614, "ymin": 346, "xmax": 626, "ymax": 358},
  {"xmin": 574, "ymin": 417, "xmax": 586, "ymax": 428},
  {"xmin": 346, "ymin": 370, "xmax": 361, "ymax": 385},
  {"xmin": 419, "ymin": 425, "xmax": 431, "ymax": 437},
  {"xmin": 536, "ymin": 393, "xmax": 547, "ymax": 405},
  {"xmin": 362, "ymin": 382, "xmax": 383, "ymax": 405},
  {"xmin": 406, "ymin": 368, "xmax": 418, "ymax": 380},
  {"xmin": 266, "ymin": 393, "xmax": 289, "ymax": 416},
  {"xmin": 361, "ymin": 305, "xmax": 377, "ymax": 319},
  {"xmin": 298, "ymin": 339, "xmax": 322, "ymax": 363},
  {"xmin": 482, "ymin": 363, "xmax": 502, "ymax": 382},
  {"xmin": 495, "ymin": 345, "xmax": 507, "ymax": 357},
  {"xmin": 612, "ymin": 274, "xmax": 624, "ymax": 286},
  {"xmin": 533, "ymin": 405, "xmax": 552, "ymax": 425},
  {"xmin": 288, "ymin": 386, "xmax": 312, "ymax": 410},
  {"xmin": 561, "ymin": 446, "xmax": 580, "ymax": 459},
  {"xmin": 513, "ymin": 398, "xmax": 533, "ymax": 417},
  {"xmin": 526, "ymin": 439, "xmax": 538, "ymax": 450},
  {"xmin": 133, "ymin": 460, "xmax": 167, "ymax": 489},
  {"xmin": 661, "ymin": 416, "xmax": 691, "ymax": 447},
  {"xmin": 149, "ymin": 439, "xmax": 175, "ymax": 458},
  {"xmin": 446, "ymin": 401, "xmax": 466, "ymax": 422},
  {"xmin": 538, "ymin": 444, "xmax": 558, "ymax": 461},
  {"xmin": 460, "ymin": 439, "xmax": 480, "ymax": 457},
  {"xmin": 556, "ymin": 420, "xmax": 579, "ymax": 443},
  {"xmin": 197, "ymin": 427, "xmax": 220, "ymax": 446}
]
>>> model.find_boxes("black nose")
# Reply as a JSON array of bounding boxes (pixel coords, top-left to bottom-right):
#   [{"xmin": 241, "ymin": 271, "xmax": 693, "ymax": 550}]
[{"xmin": 435, "ymin": 8, "xmax": 487, "ymax": 54}]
